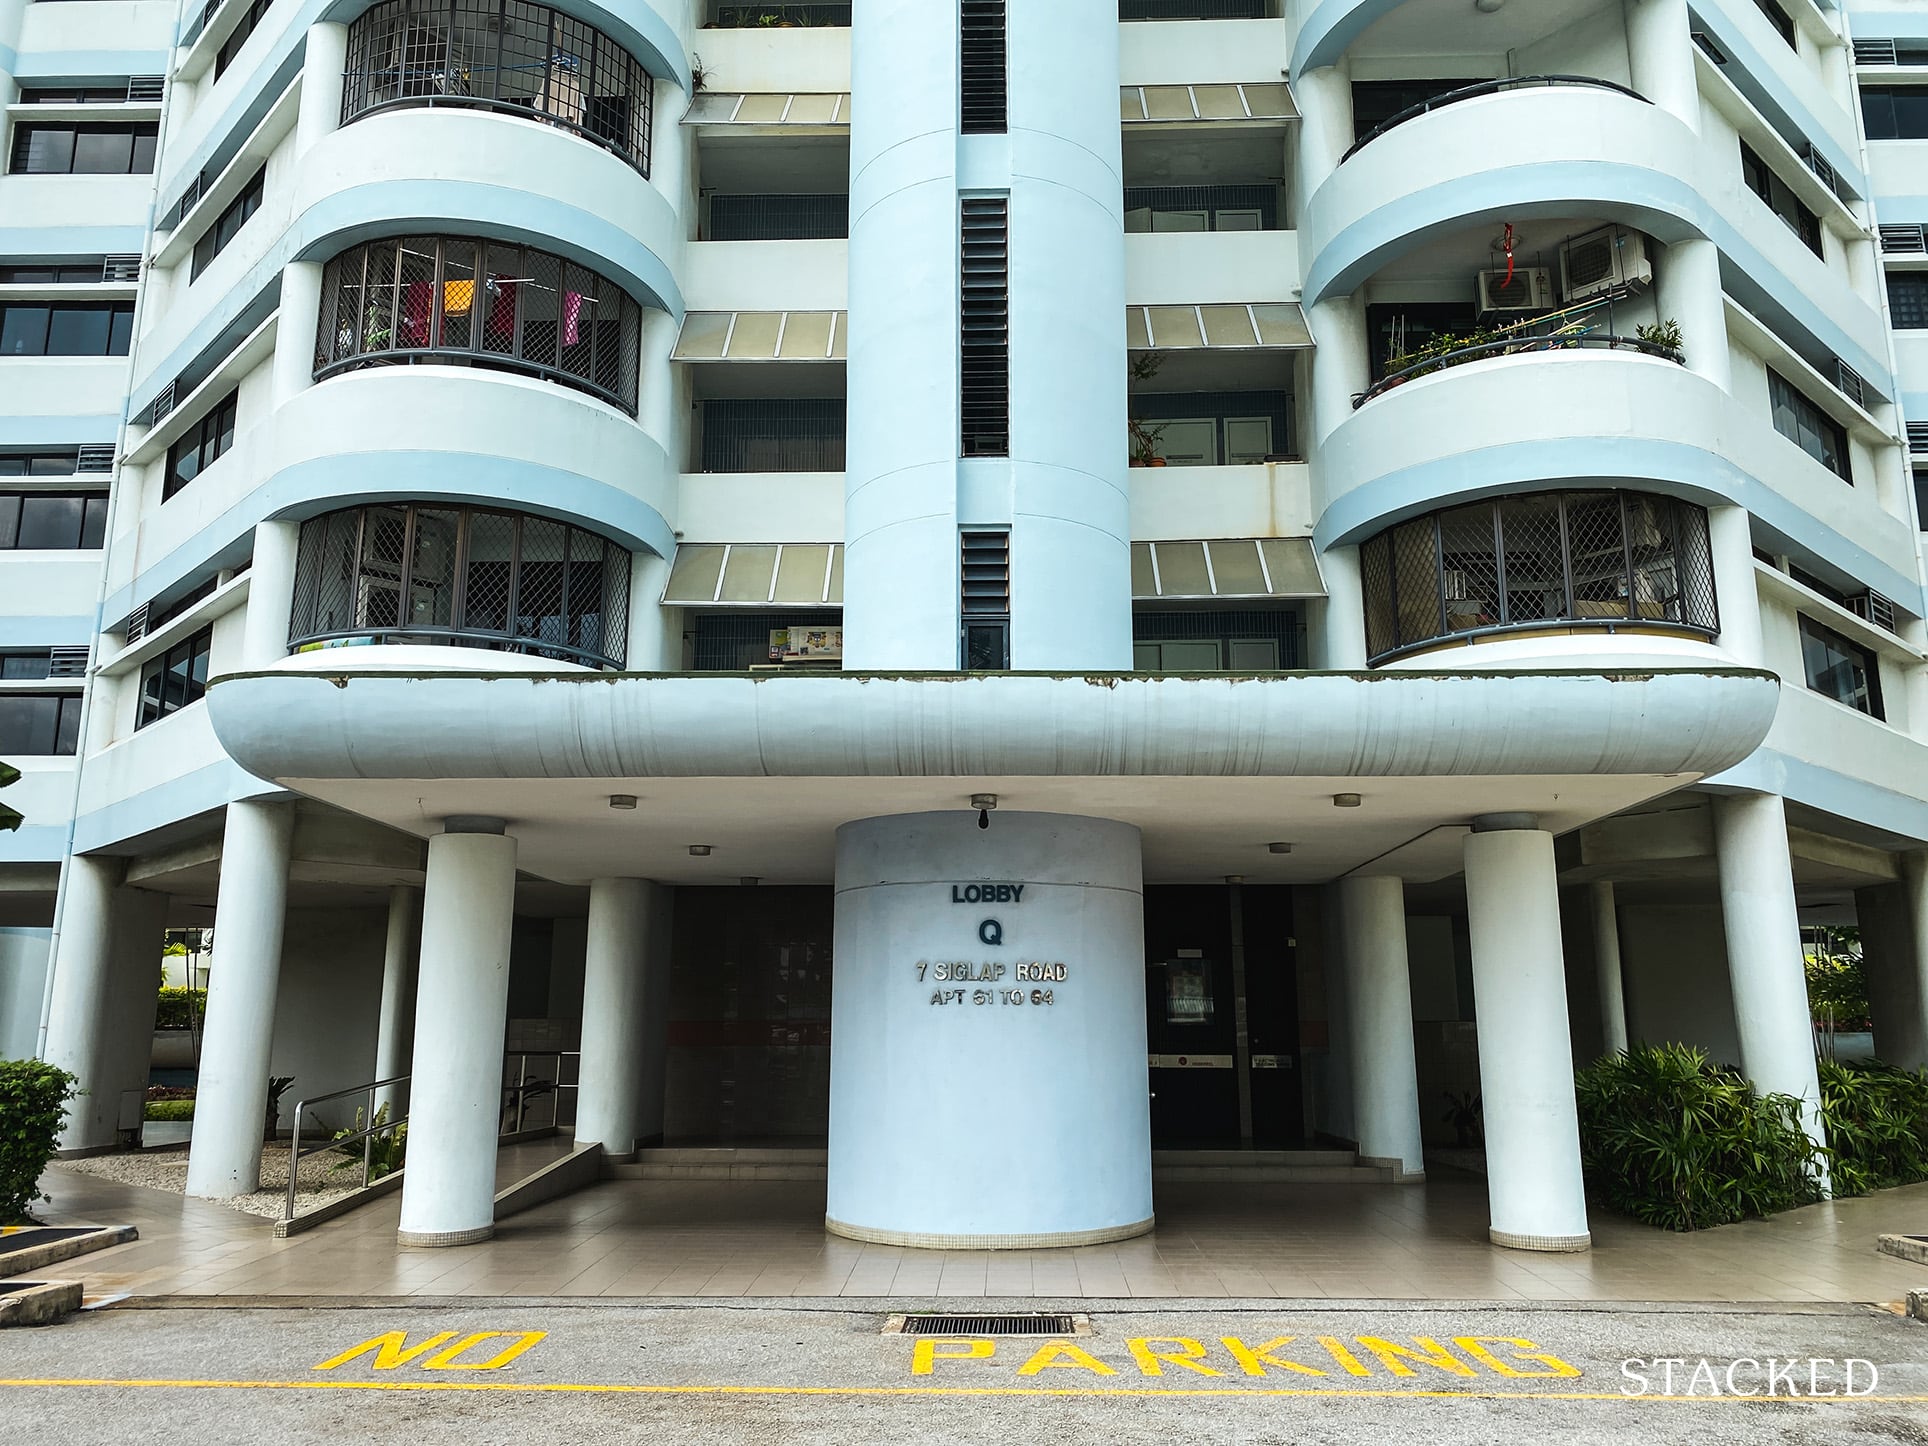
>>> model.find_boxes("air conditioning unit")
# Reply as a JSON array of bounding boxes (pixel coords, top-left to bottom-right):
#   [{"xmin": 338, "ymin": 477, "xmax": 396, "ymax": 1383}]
[
  {"xmin": 1560, "ymin": 226, "xmax": 1652, "ymax": 303},
  {"xmin": 1476, "ymin": 266, "xmax": 1553, "ymax": 314}
]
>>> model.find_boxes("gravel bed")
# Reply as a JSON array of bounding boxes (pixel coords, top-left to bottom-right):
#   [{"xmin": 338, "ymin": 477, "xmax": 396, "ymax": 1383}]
[{"xmin": 54, "ymin": 1146, "xmax": 378, "ymax": 1220}]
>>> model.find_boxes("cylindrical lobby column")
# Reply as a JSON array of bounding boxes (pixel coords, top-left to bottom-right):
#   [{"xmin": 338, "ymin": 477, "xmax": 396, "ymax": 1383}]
[
  {"xmin": 1712, "ymin": 791, "xmax": 1830, "ymax": 1172},
  {"xmin": 42, "ymin": 855, "xmax": 127, "ymax": 1150},
  {"xmin": 373, "ymin": 884, "xmax": 419, "ymax": 1116},
  {"xmin": 828, "ymin": 811, "xmax": 1152, "ymax": 1246},
  {"xmin": 1463, "ymin": 816, "xmax": 1590, "ymax": 1251},
  {"xmin": 397, "ymin": 820, "xmax": 518, "ymax": 1246},
  {"xmin": 1337, "ymin": 874, "xmax": 1424, "ymax": 1178},
  {"xmin": 1888, "ymin": 851, "xmax": 1928, "ymax": 1068},
  {"xmin": 186, "ymin": 800, "xmax": 296, "ymax": 1197},
  {"xmin": 1590, "ymin": 880, "xmax": 1630, "ymax": 1057},
  {"xmin": 576, "ymin": 877, "xmax": 669, "ymax": 1160}
]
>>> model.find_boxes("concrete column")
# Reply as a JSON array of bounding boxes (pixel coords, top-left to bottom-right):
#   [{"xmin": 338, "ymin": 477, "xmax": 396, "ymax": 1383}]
[
  {"xmin": 294, "ymin": 22, "xmax": 348, "ymax": 156},
  {"xmin": 649, "ymin": 77, "xmax": 692, "ymax": 222},
  {"xmin": 240, "ymin": 519, "xmax": 301, "ymax": 668},
  {"xmin": 828, "ymin": 811, "xmax": 1152, "ymax": 1246},
  {"xmin": 1623, "ymin": 0, "xmax": 1699, "ymax": 131},
  {"xmin": 1706, "ymin": 506, "xmax": 1765, "ymax": 667},
  {"xmin": 397, "ymin": 821, "xmax": 518, "ymax": 1246},
  {"xmin": 1712, "ymin": 791, "xmax": 1831, "ymax": 1175},
  {"xmin": 625, "ymin": 551, "xmax": 676, "ymax": 670},
  {"xmin": 575, "ymin": 878, "xmax": 670, "ymax": 1159},
  {"xmin": 638, "ymin": 307, "xmax": 681, "ymax": 458},
  {"xmin": 1337, "ymin": 874, "xmax": 1424, "ymax": 1178},
  {"xmin": 43, "ymin": 857, "xmax": 169, "ymax": 1151},
  {"xmin": 1293, "ymin": 60, "xmax": 1353, "ymax": 208},
  {"xmin": 1463, "ymin": 817, "xmax": 1591, "ymax": 1251},
  {"xmin": 1307, "ymin": 292, "xmax": 1369, "ymax": 447},
  {"xmin": 1654, "ymin": 238, "xmax": 1729, "ymax": 390},
  {"xmin": 373, "ymin": 885, "xmax": 420, "ymax": 1116},
  {"xmin": 270, "ymin": 261, "xmax": 324, "ymax": 407},
  {"xmin": 186, "ymin": 800, "xmax": 296, "ymax": 1197},
  {"xmin": 1872, "ymin": 852, "xmax": 1928, "ymax": 1067},
  {"xmin": 1590, "ymin": 881, "xmax": 1630, "ymax": 1057},
  {"xmin": 1318, "ymin": 544, "xmax": 1368, "ymax": 669}
]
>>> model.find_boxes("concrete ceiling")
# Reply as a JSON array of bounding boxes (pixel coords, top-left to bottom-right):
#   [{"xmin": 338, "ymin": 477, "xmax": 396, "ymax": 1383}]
[{"xmin": 1351, "ymin": 0, "xmax": 1609, "ymax": 63}]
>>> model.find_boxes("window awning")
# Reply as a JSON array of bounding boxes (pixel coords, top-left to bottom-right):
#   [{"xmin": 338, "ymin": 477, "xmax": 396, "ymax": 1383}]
[
  {"xmin": 1132, "ymin": 538, "xmax": 1324, "ymax": 600},
  {"xmin": 674, "ymin": 304, "xmax": 1311, "ymax": 360},
  {"xmin": 664, "ymin": 543, "xmax": 844, "ymax": 606},
  {"xmin": 673, "ymin": 312, "xmax": 847, "ymax": 361},
  {"xmin": 683, "ymin": 92, "xmax": 851, "ymax": 128},
  {"xmin": 1126, "ymin": 302, "xmax": 1311, "ymax": 350},
  {"xmin": 1120, "ymin": 82, "xmax": 1297, "ymax": 124}
]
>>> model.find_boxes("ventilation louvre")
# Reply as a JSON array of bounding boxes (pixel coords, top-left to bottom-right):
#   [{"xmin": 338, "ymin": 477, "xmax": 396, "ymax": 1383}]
[
  {"xmin": 959, "ymin": 0, "xmax": 1007, "ymax": 135},
  {"xmin": 126, "ymin": 75, "xmax": 165, "ymax": 103},
  {"xmin": 102, "ymin": 254, "xmax": 143, "ymax": 283},
  {"xmin": 75, "ymin": 444, "xmax": 115, "ymax": 473},
  {"xmin": 1908, "ymin": 421, "xmax": 1928, "ymax": 452},
  {"xmin": 47, "ymin": 646, "xmax": 90, "ymax": 678},
  {"xmin": 1798, "ymin": 142, "xmax": 1841, "ymax": 201},
  {"xmin": 1880, "ymin": 224, "xmax": 1926, "ymax": 255},
  {"xmin": 1834, "ymin": 360, "xmax": 1866, "ymax": 409},
  {"xmin": 124, "ymin": 603, "xmax": 150, "ymax": 643},
  {"xmin": 960, "ymin": 197, "xmax": 1009, "ymax": 458},
  {"xmin": 1855, "ymin": 38, "xmax": 1898, "ymax": 66},
  {"xmin": 149, "ymin": 380, "xmax": 178, "ymax": 423},
  {"xmin": 1692, "ymin": 30, "xmax": 1728, "ymax": 64}
]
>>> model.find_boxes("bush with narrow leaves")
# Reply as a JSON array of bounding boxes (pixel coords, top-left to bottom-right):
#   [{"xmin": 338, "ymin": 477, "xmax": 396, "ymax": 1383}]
[
  {"xmin": 1820, "ymin": 1059, "xmax": 1928, "ymax": 1196},
  {"xmin": 0, "ymin": 1059, "xmax": 76, "ymax": 1222},
  {"xmin": 1574, "ymin": 1044, "xmax": 1821, "ymax": 1230}
]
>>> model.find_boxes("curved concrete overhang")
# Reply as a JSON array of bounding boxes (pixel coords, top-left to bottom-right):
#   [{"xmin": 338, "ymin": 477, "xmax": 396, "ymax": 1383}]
[{"xmin": 207, "ymin": 668, "xmax": 1780, "ymax": 784}]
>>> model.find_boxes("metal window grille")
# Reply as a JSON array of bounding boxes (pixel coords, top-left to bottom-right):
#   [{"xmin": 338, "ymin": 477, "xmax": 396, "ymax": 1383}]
[
  {"xmin": 341, "ymin": 0, "xmax": 654, "ymax": 176},
  {"xmin": 1833, "ymin": 359, "xmax": 1866, "ymax": 408},
  {"xmin": 75, "ymin": 444, "xmax": 116, "ymax": 473},
  {"xmin": 1909, "ymin": 422, "xmax": 1928, "ymax": 452},
  {"xmin": 690, "ymin": 608, "xmax": 840, "ymax": 671},
  {"xmin": 710, "ymin": 4, "xmax": 851, "ymax": 25},
  {"xmin": 289, "ymin": 501, "xmax": 632, "ymax": 668},
  {"xmin": 1847, "ymin": 591, "xmax": 1898, "ymax": 634},
  {"xmin": 1120, "ymin": 0, "xmax": 1267, "ymax": 17},
  {"xmin": 1855, "ymin": 38, "xmax": 1899, "ymax": 66},
  {"xmin": 126, "ymin": 75, "xmax": 165, "ymax": 102},
  {"xmin": 149, "ymin": 379, "xmax": 178, "ymax": 422},
  {"xmin": 960, "ymin": 530, "xmax": 1010, "ymax": 669},
  {"xmin": 102, "ymin": 254, "xmax": 143, "ymax": 282},
  {"xmin": 47, "ymin": 645, "xmax": 90, "ymax": 678},
  {"xmin": 1359, "ymin": 492, "xmax": 1719, "ymax": 664},
  {"xmin": 315, "ymin": 235, "xmax": 642, "ymax": 413},
  {"xmin": 1880, "ymin": 224, "xmax": 1926, "ymax": 255},
  {"xmin": 960, "ymin": 197, "xmax": 1010, "ymax": 457},
  {"xmin": 699, "ymin": 399, "xmax": 846, "ymax": 472},
  {"xmin": 707, "ymin": 193, "xmax": 850, "ymax": 241},
  {"xmin": 1798, "ymin": 141, "xmax": 1841, "ymax": 201},
  {"xmin": 1132, "ymin": 608, "xmax": 1301, "ymax": 667},
  {"xmin": 124, "ymin": 603, "xmax": 150, "ymax": 642},
  {"xmin": 960, "ymin": 0, "xmax": 1007, "ymax": 135},
  {"xmin": 1123, "ymin": 184, "xmax": 1278, "ymax": 230}
]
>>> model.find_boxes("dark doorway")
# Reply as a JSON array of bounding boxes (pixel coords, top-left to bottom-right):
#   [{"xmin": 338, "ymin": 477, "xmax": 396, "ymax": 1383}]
[{"xmin": 1144, "ymin": 884, "xmax": 1303, "ymax": 1148}]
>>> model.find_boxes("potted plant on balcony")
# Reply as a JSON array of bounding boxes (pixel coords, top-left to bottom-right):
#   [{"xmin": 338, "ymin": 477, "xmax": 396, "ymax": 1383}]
[{"xmin": 1129, "ymin": 418, "xmax": 1170, "ymax": 467}]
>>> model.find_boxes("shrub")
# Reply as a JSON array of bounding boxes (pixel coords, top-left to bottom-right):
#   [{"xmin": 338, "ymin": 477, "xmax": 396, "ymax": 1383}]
[
  {"xmin": 330, "ymin": 1104, "xmax": 406, "ymax": 1182},
  {"xmin": 153, "ymin": 987, "xmax": 206, "ymax": 1032},
  {"xmin": 1819, "ymin": 1060, "xmax": 1928, "ymax": 1196},
  {"xmin": 0, "ymin": 1059, "xmax": 77, "ymax": 1223},
  {"xmin": 143, "ymin": 1099, "xmax": 195, "ymax": 1122},
  {"xmin": 1574, "ymin": 1043, "xmax": 1821, "ymax": 1230}
]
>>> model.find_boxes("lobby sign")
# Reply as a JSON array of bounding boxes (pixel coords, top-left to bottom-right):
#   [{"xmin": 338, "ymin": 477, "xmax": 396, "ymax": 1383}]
[{"xmin": 920, "ymin": 880, "xmax": 1068, "ymax": 1007}]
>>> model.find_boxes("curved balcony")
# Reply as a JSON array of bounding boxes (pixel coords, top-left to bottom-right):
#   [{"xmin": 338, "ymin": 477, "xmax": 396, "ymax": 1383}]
[
  {"xmin": 1358, "ymin": 490, "xmax": 1719, "ymax": 667},
  {"xmin": 1342, "ymin": 74, "xmax": 1648, "ymax": 162},
  {"xmin": 341, "ymin": 0, "xmax": 656, "ymax": 175},
  {"xmin": 288, "ymin": 105, "xmax": 682, "ymax": 315},
  {"xmin": 1301, "ymin": 81, "xmax": 1703, "ymax": 304},
  {"xmin": 1353, "ymin": 327, "xmax": 1682, "ymax": 409},
  {"xmin": 315, "ymin": 234, "xmax": 643, "ymax": 413},
  {"xmin": 287, "ymin": 501, "xmax": 633, "ymax": 670}
]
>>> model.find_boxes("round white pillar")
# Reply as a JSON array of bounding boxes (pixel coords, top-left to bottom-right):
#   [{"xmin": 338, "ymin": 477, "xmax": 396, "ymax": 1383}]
[
  {"xmin": 295, "ymin": 23, "xmax": 348, "ymax": 156},
  {"xmin": 397, "ymin": 822, "xmax": 519, "ymax": 1246},
  {"xmin": 1654, "ymin": 238, "xmax": 1730, "ymax": 390},
  {"xmin": 42, "ymin": 854, "xmax": 125, "ymax": 1150},
  {"xmin": 1893, "ymin": 851, "xmax": 1928, "ymax": 1068},
  {"xmin": 186, "ymin": 800, "xmax": 295, "ymax": 1197},
  {"xmin": 827, "ymin": 810, "xmax": 1152, "ymax": 1246},
  {"xmin": 1462, "ymin": 818, "xmax": 1591, "ymax": 1251},
  {"xmin": 1293, "ymin": 61, "xmax": 1353, "ymax": 207},
  {"xmin": 1711, "ymin": 791, "xmax": 1830, "ymax": 1176},
  {"xmin": 240, "ymin": 519, "xmax": 301, "ymax": 668},
  {"xmin": 270, "ymin": 262, "xmax": 324, "ymax": 408},
  {"xmin": 1318, "ymin": 543, "xmax": 1368, "ymax": 669},
  {"xmin": 373, "ymin": 884, "xmax": 419, "ymax": 1116},
  {"xmin": 575, "ymin": 877, "xmax": 667, "ymax": 1159},
  {"xmin": 1624, "ymin": 0, "xmax": 1699, "ymax": 130},
  {"xmin": 1337, "ymin": 874, "xmax": 1424, "ymax": 1178},
  {"xmin": 1590, "ymin": 880, "xmax": 1630, "ymax": 1057},
  {"xmin": 1706, "ymin": 505, "xmax": 1764, "ymax": 666},
  {"xmin": 1307, "ymin": 292, "xmax": 1369, "ymax": 448}
]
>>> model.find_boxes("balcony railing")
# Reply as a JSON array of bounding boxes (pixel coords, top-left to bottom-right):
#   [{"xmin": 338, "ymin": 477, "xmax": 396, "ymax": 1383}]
[
  {"xmin": 1342, "ymin": 74, "xmax": 1648, "ymax": 162},
  {"xmin": 1353, "ymin": 329, "xmax": 1683, "ymax": 410},
  {"xmin": 1120, "ymin": 0, "xmax": 1269, "ymax": 17},
  {"xmin": 708, "ymin": 3, "xmax": 851, "ymax": 25}
]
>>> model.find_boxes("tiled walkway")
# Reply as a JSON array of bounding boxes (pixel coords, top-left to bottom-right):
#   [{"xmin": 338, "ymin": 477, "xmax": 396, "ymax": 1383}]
[{"xmin": 31, "ymin": 1160, "xmax": 1928, "ymax": 1305}]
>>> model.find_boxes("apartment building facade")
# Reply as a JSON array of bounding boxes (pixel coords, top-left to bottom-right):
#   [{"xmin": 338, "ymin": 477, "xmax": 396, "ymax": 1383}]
[{"xmin": 3, "ymin": 0, "xmax": 1926, "ymax": 1251}]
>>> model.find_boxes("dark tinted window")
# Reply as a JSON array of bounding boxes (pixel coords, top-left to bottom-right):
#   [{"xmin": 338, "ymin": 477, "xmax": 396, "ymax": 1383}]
[
  {"xmin": 164, "ymin": 392, "xmax": 240, "ymax": 498},
  {"xmin": 215, "ymin": 0, "xmax": 273, "ymax": 79},
  {"xmin": 1890, "ymin": 272, "xmax": 1928, "ymax": 328},
  {"xmin": 1768, "ymin": 369, "xmax": 1850, "ymax": 480},
  {"xmin": 1863, "ymin": 86, "xmax": 1928, "ymax": 140},
  {"xmin": 191, "ymin": 168, "xmax": 265, "ymax": 279},
  {"xmin": 9, "ymin": 122, "xmax": 157, "ymax": 174},
  {"xmin": 0, "ymin": 302, "xmax": 133, "ymax": 355},
  {"xmin": 1752, "ymin": 0, "xmax": 1795, "ymax": 47},
  {"xmin": 0, "ymin": 694, "xmax": 82, "ymax": 755},
  {"xmin": 1799, "ymin": 615, "xmax": 1883, "ymax": 718},
  {"xmin": 137, "ymin": 625, "xmax": 213, "ymax": 729},
  {"xmin": 1740, "ymin": 140, "xmax": 1822, "ymax": 256}
]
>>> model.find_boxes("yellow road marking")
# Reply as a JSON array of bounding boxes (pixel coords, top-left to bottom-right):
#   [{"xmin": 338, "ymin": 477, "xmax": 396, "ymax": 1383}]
[{"xmin": 1, "ymin": 1378, "xmax": 1924, "ymax": 1404}]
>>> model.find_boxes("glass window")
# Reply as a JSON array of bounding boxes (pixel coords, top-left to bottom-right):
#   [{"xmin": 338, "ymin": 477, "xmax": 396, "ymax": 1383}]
[
  {"xmin": 1888, "ymin": 272, "xmax": 1928, "ymax": 329},
  {"xmin": 0, "ymin": 306, "xmax": 50, "ymax": 356},
  {"xmin": 215, "ymin": 0, "xmax": 274, "ymax": 79},
  {"xmin": 1768, "ymin": 369, "xmax": 1850, "ymax": 480},
  {"xmin": 136, "ymin": 625, "xmax": 214, "ymax": 729},
  {"xmin": 0, "ymin": 303, "xmax": 133, "ymax": 356},
  {"xmin": 1739, "ymin": 141, "xmax": 1822, "ymax": 257},
  {"xmin": 164, "ymin": 391, "xmax": 240, "ymax": 499},
  {"xmin": 46, "ymin": 305, "xmax": 111, "ymax": 356},
  {"xmin": 0, "ymin": 652, "xmax": 51, "ymax": 679},
  {"xmin": 1751, "ymin": 0, "xmax": 1795, "ymax": 47},
  {"xmin": 9, "ymin": 122, "xmax": 157, "ymax": 174},
  {"xmin": 0, "ymin": 694, "xmax": 81, "ymax": 755},
  {"xmin": 17, "ymin": 494, "xmax": 84, "ymax": 549},
  {"xmin": 191, "ymin": 169, "xmax": 266, "ymax": 280},
  {"xmin": 1800, "ymin": 615, "xmax": 1883, "ymax": 718},
  {"xmin": 1862, "ymin": 86, "xmax": 1928, "ymax": 141}
]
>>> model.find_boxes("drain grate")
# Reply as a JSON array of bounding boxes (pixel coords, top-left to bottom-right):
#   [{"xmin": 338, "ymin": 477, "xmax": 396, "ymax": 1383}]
[{"xmin": 891, "ymin": 1313, "xmax": 1083, "ymax": 1337}]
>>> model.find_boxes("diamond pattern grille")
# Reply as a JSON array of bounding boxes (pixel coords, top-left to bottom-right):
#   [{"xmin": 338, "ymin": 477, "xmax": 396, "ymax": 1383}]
[
  {"xmin": 289, "ymin": 503, "xmax": 631, "ymax": 667},
  {"xmin": 1359, "ymin": 492, "xmax": 1720, "ymax": 663}
]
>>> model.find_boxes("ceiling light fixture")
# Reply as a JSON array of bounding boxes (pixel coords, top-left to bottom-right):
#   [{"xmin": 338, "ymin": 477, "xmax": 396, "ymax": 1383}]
[
  {"xmin": 972, "ymin": 792, "xmax": 998, "ymax": 830},
  {"xmin": 688, "ymin": 844, "xmax": 713, "ymax": 856},
  {"xmin": 608, "ymin": 794, "xmax": 638, "ymax": 810},
  {"xmin": 1333, "ymin": 793, "xmax": 1362, "ymax": 808},
  {"xmin": 1268, "ymin": 841, "xmax": 1294, "ymax": 854},
  {"xmin": 1474, "ymin": 0, "xmax": 1506, "ymax": 12}
]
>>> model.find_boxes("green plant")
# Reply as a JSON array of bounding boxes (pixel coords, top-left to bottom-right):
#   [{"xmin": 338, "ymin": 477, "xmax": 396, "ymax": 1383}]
[
  {"xmin": 1574, "ymin": 1043, "xmax": 1821, "ymax": 1231},
  {"xmin": 1441, "ymin": 1090, "xmax": 1482, "ymax": 1148},
  {"xmin": 265, "ymin": 1075, "xmax": 294, "ymax": 1142},
  {"xmin": 154, "ymin": 986, "xmax": 207, "ymax": 1031},
  {"xmin": 1635, "ymin": 317, "xmax": 1682, "ymax": 354},
  {"xmin": 330, "ymin": 1104, "xmax": 407, "ymax": 1181},
  {"xmin": 1819, "ymin": 1059, "xmax": 1928, "ymax": 1197},
  {"xmin": 1128, "ymin": 418, "xmax": 1169, "ymax": 465},
  {"xmin": 0, "ymin": 1060, "xmax": 77, "ymax": 1222},
  {"xmin": 1806, "ymin": 943, "xmax": 1870, "ymax": 1028},
  {"xmin": 144, "ymin": 1099, "xmax": 195, "ymax": 1122}
]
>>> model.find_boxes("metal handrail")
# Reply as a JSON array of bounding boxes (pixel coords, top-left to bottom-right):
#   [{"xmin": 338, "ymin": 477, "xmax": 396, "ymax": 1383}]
[
  {"xmin": 1343, "ymin": 74, "xmax": 1650, "ymax": 162},
  {"xmin": 342, "ymin": 93, "xmax": 649, "ymax": 176},
  {"xmin": 1352, "ymin": 332, "xmax": 1684, "ymax": 409},
  {"xmin": 1367, "ymin": 613, "xmax": 1718, "ymax": 668},
  {"xmin": 283, "ymin": 1073, "xmax": 410, "ymax": 1224},
  {"xmin": 313, "ymin": 350, "xmax": 637, "ymax": 417},
  {"xmin": 288, "ymin": 626, "xmax": 624, "ymax": 673},
  {"xmin": 502, "ymin": 1051, "xmax": 580, "ymax": 1136}
]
